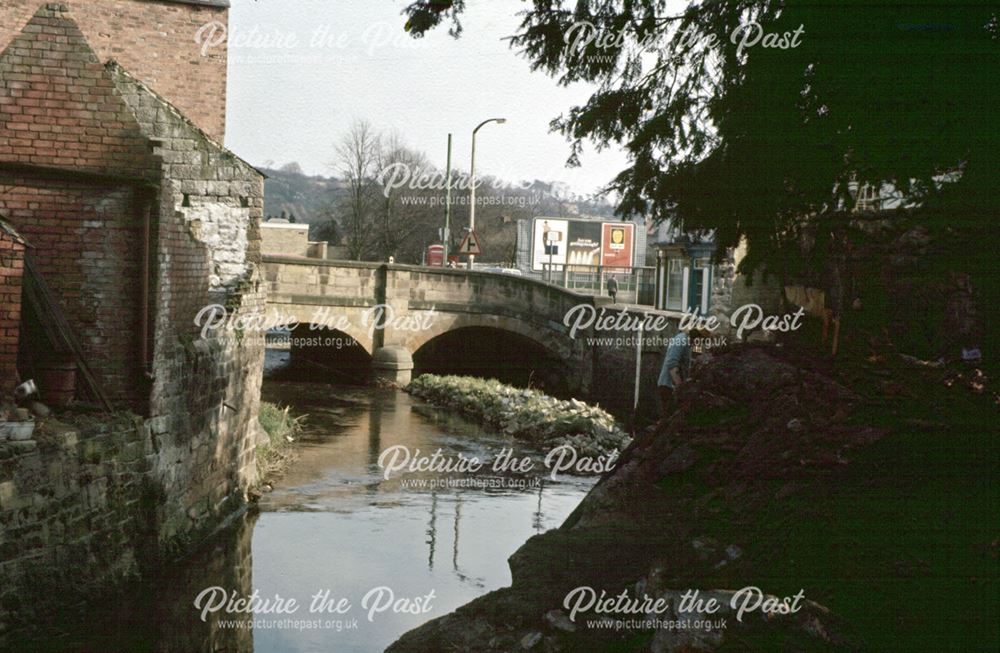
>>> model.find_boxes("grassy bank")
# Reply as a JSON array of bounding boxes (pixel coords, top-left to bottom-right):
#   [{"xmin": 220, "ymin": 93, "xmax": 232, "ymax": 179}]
[{"xmin": 256, "ymin": 401, "xmax": 304, "ymax": 482}]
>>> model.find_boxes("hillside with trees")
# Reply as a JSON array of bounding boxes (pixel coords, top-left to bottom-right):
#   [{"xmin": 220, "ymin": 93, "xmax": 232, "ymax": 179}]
[{"xmin": 262, "ymin": 123, "xmax": 619, "ymax": 264}]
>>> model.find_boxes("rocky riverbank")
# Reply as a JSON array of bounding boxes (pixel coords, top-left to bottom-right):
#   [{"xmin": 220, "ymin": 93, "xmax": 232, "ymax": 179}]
[
  {"xmin": 389, "ymin": 345, "xmax": 998, "ymax": 652},
  {"xmin": 406, "ymin": 375, "xmax": 630, "ymax": 460}
]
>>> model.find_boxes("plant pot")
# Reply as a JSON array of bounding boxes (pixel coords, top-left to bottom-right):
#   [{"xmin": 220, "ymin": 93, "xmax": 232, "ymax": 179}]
[{"xmin": 37, "ymin": 360, "xmax": 76, "ymax": 408}]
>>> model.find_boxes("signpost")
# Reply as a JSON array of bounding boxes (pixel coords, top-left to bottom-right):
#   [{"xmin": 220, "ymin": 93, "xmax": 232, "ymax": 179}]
[
  {"xmin": 457, "ymin": 230, "xmax": 482, "ymax": 258},
  {"xmin": 545, "ymin": 230, "xmax": 561, "ymax": 282},
  {"xmin": 632, "ymin": 322, "xmax": 643, "ymax": 435}
]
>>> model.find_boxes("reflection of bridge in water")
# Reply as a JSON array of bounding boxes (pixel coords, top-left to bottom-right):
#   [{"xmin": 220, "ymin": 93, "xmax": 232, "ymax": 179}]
[
  {"xmin": 361, "ymin": 392, "xmax": 563, "ymax": 587},
  {"xmin": 291, "ymin": 385, "xmax": 582, "ymax": 590},
  {"xmin": 262, "ymin": 256, "xmax": 680, "ymax": 417}
]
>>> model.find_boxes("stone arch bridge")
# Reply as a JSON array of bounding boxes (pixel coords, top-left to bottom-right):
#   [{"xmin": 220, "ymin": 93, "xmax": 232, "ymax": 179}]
[{"xmin": 261, "ymin": 256, "xmax": 679, "ymax": 416}]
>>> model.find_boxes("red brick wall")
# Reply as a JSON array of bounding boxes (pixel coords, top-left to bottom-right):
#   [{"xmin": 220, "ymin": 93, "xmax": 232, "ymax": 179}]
[
  {"xmin": 0, "ymin": 0, "xmax": 229, "ymax": 142},
  {"xmin": 0, "ymin": 5, "xmax": 157, "ymax": 407},
  {"xmin": 0, "ymin": 4, "xmax": 157, "ymax": 178},
  {"xmin": 0, "ymin": 176, "xmax": 144, "ymax": 407},
  {"xmin": 0, "ymin": 230, "xmax": 25, "ymax": 395}
]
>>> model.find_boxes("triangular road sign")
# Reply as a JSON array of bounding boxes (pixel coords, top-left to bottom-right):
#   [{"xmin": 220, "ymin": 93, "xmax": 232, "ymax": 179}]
[{"xmin": 457, "ymin": 230, "xmax": 483, "ymax": 256}]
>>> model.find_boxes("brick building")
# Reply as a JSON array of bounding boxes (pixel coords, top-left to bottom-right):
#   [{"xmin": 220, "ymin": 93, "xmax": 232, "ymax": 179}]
[
  {"xmin": 0, "ymin": 0, "xmax": 230, "ymax": 140},
  {"xmin": 0, "ymin": 219, "xmax": 27, "ymax": 396},
  {"xmin": 0, "ymin": 1, "xmax": 266, "ymax": 629}
]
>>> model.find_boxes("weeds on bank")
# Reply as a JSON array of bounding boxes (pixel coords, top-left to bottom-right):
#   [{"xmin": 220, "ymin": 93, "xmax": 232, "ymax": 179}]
[{"xmin": 256, "ymin": 401, "xmax": 305, "ymax": 482}]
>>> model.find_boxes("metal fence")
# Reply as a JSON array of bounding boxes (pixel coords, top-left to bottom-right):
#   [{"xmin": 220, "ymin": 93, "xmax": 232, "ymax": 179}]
[{"xmin": 540, "ymin": 264, "xmax": 657, "ymax": 305}]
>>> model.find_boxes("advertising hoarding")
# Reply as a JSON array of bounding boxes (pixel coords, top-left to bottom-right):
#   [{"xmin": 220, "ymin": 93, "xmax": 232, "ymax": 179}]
[
  {"xmin": 531, "ymin": 218, "xmax": 636, "ymax": 271},
  {"xmin": 531, "ymin": 218, "xmax": 568, "ymax": 271},
  {"xmin": 601, "ymin": 222, "xmax": 635, "ymax": 268},
  {"xmin": 566, "ymin": 221, "xmax": 602, "ymax": 268}
]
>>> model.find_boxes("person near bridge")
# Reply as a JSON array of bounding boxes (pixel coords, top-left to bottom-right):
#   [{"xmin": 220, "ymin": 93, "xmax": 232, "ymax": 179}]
[
  {"xmin": 657, "ymin": 327, "xmax": 700, "ymax": 416},
  {"xmin": 607, "ymin": 276, "xmax": 619, "ymax": 303}
]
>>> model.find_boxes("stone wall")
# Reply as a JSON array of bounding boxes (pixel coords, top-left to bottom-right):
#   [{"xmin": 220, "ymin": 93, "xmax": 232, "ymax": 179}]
[
  {"xmin": 261, "ymin": 258, "xmax": 684, "ymax": 417},
  {"xmin": 261, "ymin": 222, "xmax": 311, "ymax": 257},
  {"xmin": 729, "ymin": 240, "xmax": 784, "ymax": 319},
  {"xmin": 0, "ymin": 0, "xmax": 229, "ymax": 141},
  {"xmin": 263, "ymin": 258, "xmax": 382, "ymax": 351},
  {"xmin": 0, "ymin": 4, "xmax": 265, "ymax": 638},
  {"xmin": 262, "ymin": 259, "xmax": 594, "ymax": 388},
  {"xmin": 109, "ymin": 62, "xmax": 264, "ymax": 553},
  {"xmin": 307, "ymin": 241, "xmax": 328, "ymax": 259},
  {"xmin": 706, "ymin": 241, "xmax": 784, "ymax": 340},
  {"xmin": 831, "ymin": 220, "xmax": 987, "ymax": 360},
  {"xmin": 0, "ymin": 416, "xmax": 156, "ymax": 637}
]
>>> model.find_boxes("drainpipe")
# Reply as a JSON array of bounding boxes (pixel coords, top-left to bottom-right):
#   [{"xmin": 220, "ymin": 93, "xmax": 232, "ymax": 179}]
[{"xmin": 141, "ymin": 194, "xmax": 153, "ymax": 377}]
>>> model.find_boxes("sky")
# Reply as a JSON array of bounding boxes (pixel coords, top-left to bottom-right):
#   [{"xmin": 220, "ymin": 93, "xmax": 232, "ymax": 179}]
[{"xmin": 223, "ymin": 0, "xmax": 630, "ymax": 198}]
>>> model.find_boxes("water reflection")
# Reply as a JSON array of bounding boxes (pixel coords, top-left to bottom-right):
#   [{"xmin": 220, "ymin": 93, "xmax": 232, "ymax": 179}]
[
  {"xmin": 250, "ymin": 382, "xmax": 594, "ymax": 652},
  {"xmin": 37, "ymin": 382, "xmax": 593, "ymax": 653},
  {"xmin": 155, "ymin": 510, "xmax": 258, "ymax": 653},
  {"xmin": 26, "ymin": 510, "xmax": 259, "ymax": 653}
]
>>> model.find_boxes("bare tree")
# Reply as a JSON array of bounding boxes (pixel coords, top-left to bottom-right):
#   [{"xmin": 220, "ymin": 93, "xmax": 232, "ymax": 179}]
[
  {"xmin": 326, "ymin": 121, "xmax": 614, "ymax": 264},
  {"xmin": 373, "ymin": 132, "xmax": 440, "ymax": 261},
  {"xmin": 332, "ymin": 120, "xmax": 381, "ymax": 260}
]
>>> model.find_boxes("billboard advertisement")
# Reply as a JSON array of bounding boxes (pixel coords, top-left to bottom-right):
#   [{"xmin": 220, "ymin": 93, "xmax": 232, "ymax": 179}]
[
  {"xmin": 531, "ymin": 218, "xmax": 636, "ymax": 271},
  {"xmin": 601, "ymin": 222, "xmax": 635, "ymax": 268},
  {"xmin": 566, "ymin": 221, "xmax": 602, "ymax": 268},
  {"xmin": 531, "ymin": 218, "xmax": 568, "ymax": 271}
]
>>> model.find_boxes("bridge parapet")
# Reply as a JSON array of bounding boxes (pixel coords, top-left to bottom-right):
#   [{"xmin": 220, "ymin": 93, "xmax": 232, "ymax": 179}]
[
  {"xmin": 261, "ymin": 257, "xmax": 680, "ymax": 416},
  {"xmin": 263, "ymin": 256, "xmax": 380, "ymax": 306},
  {"xmin": 262, "ymin": 257, "xmax": 593, "ymax": 341}
]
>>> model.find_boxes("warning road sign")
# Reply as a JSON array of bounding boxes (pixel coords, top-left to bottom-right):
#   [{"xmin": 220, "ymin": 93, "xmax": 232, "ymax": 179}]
[{"xmin": 457, "ymin": 230, "xmax": 482, "ymax": 256}]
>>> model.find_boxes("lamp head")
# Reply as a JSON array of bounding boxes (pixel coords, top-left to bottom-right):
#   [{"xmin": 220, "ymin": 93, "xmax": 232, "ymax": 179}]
[{"xmin": 495, "ymin": 118, "xmax": 507, "ymax": 124}]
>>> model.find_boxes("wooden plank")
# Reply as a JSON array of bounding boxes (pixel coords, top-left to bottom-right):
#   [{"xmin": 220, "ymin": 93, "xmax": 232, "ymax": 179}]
[{"xmin": 22, "ymin": 254, "xmax": 113, "ymax": 411}]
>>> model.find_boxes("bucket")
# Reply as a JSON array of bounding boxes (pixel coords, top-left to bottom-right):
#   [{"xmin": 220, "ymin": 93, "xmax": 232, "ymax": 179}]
[{"xmin": 37, "ymin": 359, "xmax": 77, "ymax": 407}]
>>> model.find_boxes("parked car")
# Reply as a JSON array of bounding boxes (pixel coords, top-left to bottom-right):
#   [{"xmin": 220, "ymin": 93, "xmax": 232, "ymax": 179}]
[{"xmin": 478, "ymin": 266, "xmax": 523, "ymax": 276}]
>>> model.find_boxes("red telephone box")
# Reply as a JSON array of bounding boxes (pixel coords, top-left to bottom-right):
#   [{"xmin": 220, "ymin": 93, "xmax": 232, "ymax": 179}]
[{"xmin": 426, "ymin": 244, "xmax": 444, "ymax": 267}]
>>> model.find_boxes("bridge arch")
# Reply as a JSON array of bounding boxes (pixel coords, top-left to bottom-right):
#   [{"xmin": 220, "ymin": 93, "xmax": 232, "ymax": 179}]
[
  {"xmin": 285, "ymin": 323, "xmax": 373, "ymax": 384},
  {"xmin": 412, "ymin": 325, "xmax": 572, "ymax": 395},
  {"xmin": 261, "ymin": 257, "xmax": 605, "ymax": 395},
  {"xmin": 398, "ymin": 311, "xmax": 574, "ymax": 362}
]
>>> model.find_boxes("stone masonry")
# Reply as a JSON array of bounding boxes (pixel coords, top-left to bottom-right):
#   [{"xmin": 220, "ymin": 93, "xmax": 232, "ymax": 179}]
[
  {"xmin": 0, "ymin": 3, "xmax": 264, "ymax": 639},
  {"xmin": 109, "ymin": 59, "xmax": 265, "ymax": 551},
  {"xmin": 262, "ymin": 257, "xmax": 682, "ymax": 418},
  {"xmin": 0, "ymin": 417, "xmax": 154, "ymax": 635}
]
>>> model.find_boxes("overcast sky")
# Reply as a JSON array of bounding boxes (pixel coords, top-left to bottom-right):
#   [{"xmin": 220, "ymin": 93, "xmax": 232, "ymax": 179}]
[{"xmin": 224, "ymin": 0, "xmax": 629, "ymax": 197}]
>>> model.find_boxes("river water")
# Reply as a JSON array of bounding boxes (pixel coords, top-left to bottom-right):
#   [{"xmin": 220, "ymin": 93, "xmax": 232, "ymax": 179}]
[
  {"xmin": 248, "ymin": 381, "xmax": 595, "ymax": 653},
  {"xmin": 44, "ymin": 378, "xmax": 595, "ymax": 652}
]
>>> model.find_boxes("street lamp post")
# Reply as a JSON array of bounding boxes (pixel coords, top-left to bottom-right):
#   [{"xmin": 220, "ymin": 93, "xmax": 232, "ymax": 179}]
[
  {"xmin": 443, "ymin": 133, "xmax": 452, "ymax": 266},
  {"xmin": 468, "ymin": 117, "xmax": 506, "ymax": 269}
]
